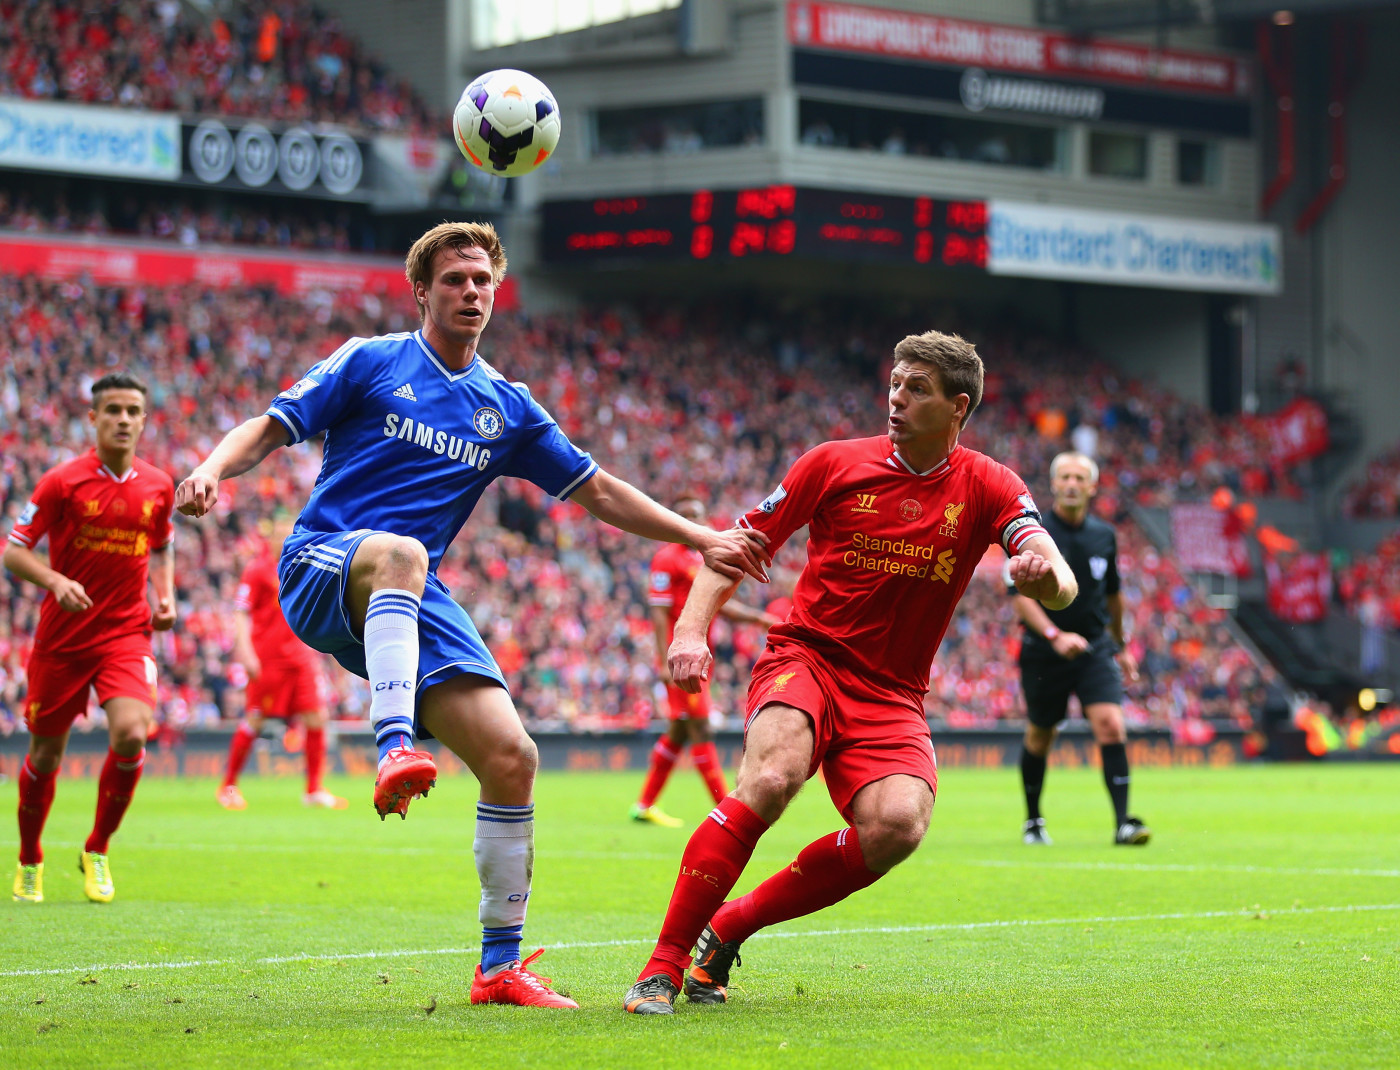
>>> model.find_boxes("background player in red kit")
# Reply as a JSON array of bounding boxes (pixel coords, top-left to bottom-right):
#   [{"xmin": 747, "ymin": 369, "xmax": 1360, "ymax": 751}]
[
  {"xmin": 632, "ymin": 494, "xmax": 780, "ymax": 827},
  {"xmin": 624, "ymin": 331, "xmax": 1079, "ymax": 1013},
  {"xmin": 219, "ymin": 511, "xmax": 347, "ymax": 811},
  {"xmin": 4, "ymin": 373, "xmax": 176, "ymax": 904}
]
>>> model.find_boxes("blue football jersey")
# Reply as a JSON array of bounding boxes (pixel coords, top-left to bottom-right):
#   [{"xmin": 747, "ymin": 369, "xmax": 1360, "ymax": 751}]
[{"xmin": 265, "ymin": 329, "xmax": 596, "ymax": 570}]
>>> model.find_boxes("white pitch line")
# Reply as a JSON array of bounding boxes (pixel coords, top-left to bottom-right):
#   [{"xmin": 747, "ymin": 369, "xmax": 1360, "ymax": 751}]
[
  {"xmin": 964, "ymin": 859, "xmax": 1400, "ymax": 879},
  {"xmin": 39, "ymin": 841, "xmax": 1400, "ymax": 878},
  {"xmin": 5, "ymin": 902, "xmax": 1398, "ymax": 979}
]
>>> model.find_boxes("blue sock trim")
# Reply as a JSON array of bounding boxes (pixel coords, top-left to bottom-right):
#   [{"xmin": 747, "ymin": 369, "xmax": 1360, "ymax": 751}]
[
  {"xmin": 375, "ymin": 716, "xmax": 415, "ymax": 761},
  {"xmin": 481, "ymin": 925, "xmax": 524, "ymax": 972}
]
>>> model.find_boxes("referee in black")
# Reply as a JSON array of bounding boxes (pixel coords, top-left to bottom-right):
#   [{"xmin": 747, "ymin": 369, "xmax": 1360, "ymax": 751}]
[{"xmin": 1013, "ymin": 452, "xmax": 1150, "ymax": 846}]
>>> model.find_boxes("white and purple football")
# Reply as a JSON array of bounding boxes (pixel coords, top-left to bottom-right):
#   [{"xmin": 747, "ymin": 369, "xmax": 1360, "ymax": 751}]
[{"xmin": 453, "ymin": 68, "xmax": 561, "ymax": 178}]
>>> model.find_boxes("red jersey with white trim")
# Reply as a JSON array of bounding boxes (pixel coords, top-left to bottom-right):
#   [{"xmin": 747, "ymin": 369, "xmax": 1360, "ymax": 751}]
[
  {"xmin": 7, "ymin": 450, "xmax": 175, "ymax": 655},
  {"xmin": 738, "ymin": 438, "xmax": 1046, "ymax": 697},
  {"xmin": 235, "ymin": 552, "xmax": 317, "ymax": 671},
  {"xmin": 648, "ymin": 542, "xmax": 706, "ymax": 643}
]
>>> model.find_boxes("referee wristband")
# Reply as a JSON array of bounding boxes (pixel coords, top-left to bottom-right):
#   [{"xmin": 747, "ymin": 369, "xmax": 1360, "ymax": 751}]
[{"xmin": 1043, "ymin": 626, "xmax": 1060, "ymax": 641}]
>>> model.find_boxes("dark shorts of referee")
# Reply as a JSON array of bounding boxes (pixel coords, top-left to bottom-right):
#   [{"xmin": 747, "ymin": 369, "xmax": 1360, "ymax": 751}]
[{"xmin": 1019, "ymin": 634, "xmax": 1123, "ymax": 729}]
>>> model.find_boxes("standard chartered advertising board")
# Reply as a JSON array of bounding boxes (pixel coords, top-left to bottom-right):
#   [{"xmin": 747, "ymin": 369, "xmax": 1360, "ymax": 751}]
[
  {"xmin": 987, "ymin": 201, "xmax": 1282, "ymax": 294},
  {"xmin": 0, "ymin": 97, "xmax": 180, "ymax": 180}
]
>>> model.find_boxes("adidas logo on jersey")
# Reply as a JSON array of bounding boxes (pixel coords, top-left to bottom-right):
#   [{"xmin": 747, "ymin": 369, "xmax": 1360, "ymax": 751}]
[{"xmin": 393, "ymin": 383, "xmax": 417, "ymax": 401}]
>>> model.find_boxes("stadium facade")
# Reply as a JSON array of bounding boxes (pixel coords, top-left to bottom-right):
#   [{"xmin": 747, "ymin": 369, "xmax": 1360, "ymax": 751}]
[{"xmin": 319, "ymin": 0, "xmax": 1397, "ymax": 504}]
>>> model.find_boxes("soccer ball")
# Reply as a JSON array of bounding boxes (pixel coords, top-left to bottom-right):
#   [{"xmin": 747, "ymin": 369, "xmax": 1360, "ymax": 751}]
[{"xmin": 453, "ymin": 69, "xmax": 561, "ymax": 178}]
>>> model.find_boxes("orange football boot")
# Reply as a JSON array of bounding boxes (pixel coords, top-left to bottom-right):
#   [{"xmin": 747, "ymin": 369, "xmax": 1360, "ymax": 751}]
[
  {"xmin": 471, "ymin": 948, "xmax": 579, "ymax": 1008},
  {"xmin": 372, "ymin": 746, "xmax": 437, "ymax": 820}
]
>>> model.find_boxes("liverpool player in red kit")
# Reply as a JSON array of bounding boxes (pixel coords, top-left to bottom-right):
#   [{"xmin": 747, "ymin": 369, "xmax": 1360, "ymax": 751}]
[
  {"xmin": 4, "ymin": 374, "xmax": 176, "ymax": 904},
  {"xmin": 624, "ymin": 332, "xmax": 1078, "ymax": 1013},
  {"xmin": 219, "ymin": 512, "xmax": 347, "ymax": 811},
  {"xmin": 632, "ymin": 495, "xmax": 779, "ymax": 827}
]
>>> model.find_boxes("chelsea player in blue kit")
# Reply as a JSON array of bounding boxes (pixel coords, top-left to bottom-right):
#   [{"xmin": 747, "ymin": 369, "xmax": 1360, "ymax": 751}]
[{"xmin": 176, "ymin": 222, "xmax": 770, "ymax": 1008}]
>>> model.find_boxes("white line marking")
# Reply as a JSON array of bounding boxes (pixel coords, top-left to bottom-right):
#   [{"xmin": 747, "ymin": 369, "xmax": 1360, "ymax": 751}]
[
  {"xmin": 964, "ymin": 859, "xmax": 1400, "ymax": 879},
  {"xmin": 38, "ymin": 841, "xmax": 1400, "ymax": 878},
  {"xmin": 5, "ymin": 903, "xmax": 1397, "ymax": 979}
]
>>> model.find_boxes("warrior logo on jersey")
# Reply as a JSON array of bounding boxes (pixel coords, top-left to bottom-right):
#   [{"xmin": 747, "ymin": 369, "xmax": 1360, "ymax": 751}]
[
  {"xmin": 83, "ymin": 499, "xmax": 101, "ymax": 516},
  {"xmin": 141, "ymin": 499, "xmax": 156, "ymax": 523},
  {"xmin": 279, "ymin": 377, "xmax": 320, "ymax": 401},
  {"xmin": 899, "ymin": 499, "xmax": 923, "ymax": 522},
  {"xmin": 851, "ymin": 493, "xmax": 878, "ymax": 515},
  {"xmin": 473, "ymin": 407, "xmax": 505, "ymax": 440},
  {"xmin": 938, "ymin": 501, "xmax": 964, "ymax": 537}
]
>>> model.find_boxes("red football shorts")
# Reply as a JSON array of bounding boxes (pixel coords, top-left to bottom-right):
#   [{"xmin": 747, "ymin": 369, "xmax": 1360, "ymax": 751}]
[
  {"xmin": 665, "ymin": 681, "xmax": 711, "ymax": 721},
  {"xmin": 744, "ymin": 638, "xmax": 938, "ymax": 821},
  {"xmin": 245, "ymin": 662, "xmax": 324, "ymax": 719},
  {"xmin": 24, "ymin": 633, "xmax": 158, "ymax": 737}
]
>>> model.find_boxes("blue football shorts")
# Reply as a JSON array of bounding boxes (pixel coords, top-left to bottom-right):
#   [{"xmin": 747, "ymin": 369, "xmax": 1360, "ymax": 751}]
[{"xmin": 278, "ymin": 529, "xmax": 506, "ymax": 738}]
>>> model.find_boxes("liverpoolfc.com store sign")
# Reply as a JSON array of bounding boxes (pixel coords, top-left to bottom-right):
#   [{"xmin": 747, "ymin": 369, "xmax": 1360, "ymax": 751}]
[{"xmin": 787, "ymin": 1, "xmax": 1250, "ymax": 97}]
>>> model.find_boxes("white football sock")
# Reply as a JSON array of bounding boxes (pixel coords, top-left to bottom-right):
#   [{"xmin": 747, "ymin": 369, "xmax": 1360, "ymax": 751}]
[
  {"xmin": 476, "ymin": 802, "xmax": 534, "ymax": 974},
  {"xmin": 364, "ymin": 588, "xmax": 421, "ymax": 760}
]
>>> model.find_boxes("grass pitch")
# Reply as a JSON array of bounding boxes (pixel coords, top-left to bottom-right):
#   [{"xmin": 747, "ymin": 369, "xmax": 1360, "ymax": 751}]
[{"xmin": 2, "ymin": 762, "xmax": 1396, "ymax": 1069}]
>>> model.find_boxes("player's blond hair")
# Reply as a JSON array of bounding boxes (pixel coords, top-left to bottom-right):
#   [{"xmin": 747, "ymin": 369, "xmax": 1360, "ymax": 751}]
[
  {"xmin": 1050, "ymin": 451, "xmax": 1100, "ymax": 484},
  {"xmin": 404, "ymin": 221, "xmax": 508, "ymax": 322},
  {"xmin": 892, "ymin": 331, "xmax": 984, "ymax": 427}
]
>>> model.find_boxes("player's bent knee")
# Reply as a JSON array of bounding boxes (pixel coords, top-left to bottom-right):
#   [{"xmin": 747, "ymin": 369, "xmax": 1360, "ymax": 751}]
[
  {"xmin": 744, "ymin": 764, "xmax": 805, "ymax": 809},
  {"xmin": 857, "ymin": 812, "xmax": 929, "ymax": 871}
]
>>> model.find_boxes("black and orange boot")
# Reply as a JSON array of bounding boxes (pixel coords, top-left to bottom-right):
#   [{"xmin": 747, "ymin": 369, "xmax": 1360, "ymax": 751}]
[{"xmin": 684, "ymin": 923, "xmax": 742, "ymax": 1004}]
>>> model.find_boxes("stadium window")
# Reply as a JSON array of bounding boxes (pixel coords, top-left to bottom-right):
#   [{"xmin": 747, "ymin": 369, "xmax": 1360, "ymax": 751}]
[
  {"xmin": 1089, "ymin": 131, "xmax": 1148, "ymax": 179},
  {"xmin": 1177, "ymin": 139, "xmax": 1220, "ymax": 186},
  {"xmin": 593, "ymin": 99, "xmax": 764, "ymax": 156},
  {"xmin": 798, "ymin": 99, "xmax": 1063, "ymax": 171},
  {"xmin": 472, "ymin": 0, "xmax": 682, "ymax": 48}
]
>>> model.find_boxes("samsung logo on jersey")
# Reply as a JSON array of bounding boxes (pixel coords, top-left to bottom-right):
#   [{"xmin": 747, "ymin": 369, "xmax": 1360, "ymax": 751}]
[{"xmin": 382, "ymin": 414, "xmax": 492, "ymax": 471}]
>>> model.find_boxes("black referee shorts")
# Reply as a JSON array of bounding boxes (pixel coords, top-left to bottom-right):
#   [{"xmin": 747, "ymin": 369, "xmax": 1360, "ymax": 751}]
[{"xmin": 1019, "ymin": 636, "xmax": 1124, "ymax": 729}]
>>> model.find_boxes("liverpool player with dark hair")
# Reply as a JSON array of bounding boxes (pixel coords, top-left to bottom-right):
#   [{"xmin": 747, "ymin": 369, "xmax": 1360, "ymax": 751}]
[
  {"xmin": 5, "ymin": 373, "xmax": 176, "ymax": 904},
  {"xmin": 632, "ymin": 494, "xmax": 780, "ymax": 827},
  {"xmin": 623, "ymin": 331, "xmax": 1078, "ymax": 1013},
  {"xmin": 1014, "ymin": 451, "xmax": 1149, "ymax": 848}
]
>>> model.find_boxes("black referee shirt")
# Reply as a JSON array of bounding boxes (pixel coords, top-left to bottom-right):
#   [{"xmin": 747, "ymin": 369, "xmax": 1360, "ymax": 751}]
[{"xmin": 1012, "ymin": 509, "xmax": 1120, "ymax": 652}]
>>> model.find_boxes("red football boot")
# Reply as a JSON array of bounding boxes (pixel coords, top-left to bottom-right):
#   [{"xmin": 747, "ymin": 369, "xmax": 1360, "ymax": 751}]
[
  {"xmin": 471, "ymin": 948, "xmax": 579, "ymax": 1009},
  {"xmin": 372, "ymin": 746, "xmax": 438, "ymax": 820}
]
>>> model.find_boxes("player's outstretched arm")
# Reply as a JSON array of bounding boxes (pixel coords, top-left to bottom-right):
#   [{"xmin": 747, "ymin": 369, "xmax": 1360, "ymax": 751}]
[
  {"xmin": 719, "ymin": 597, "xmax": 782, "ymax": 629},
  {"xmin": 1, "ymin": 544, "xmax": 93, "ymax": 612},
  {"xmin": 668, "ymin": 566, "xmax": 741, "ymax": 693},
  {"xmin": 571, "ymin": 469, "xmax": 770, "ymax": 583},
  {"xmin": 176, "ymin": 416, "xmax": 290, "ymax": 518},
  {"xmin": 1008, "ymin": 533, "xmax": 1079, "ymax": 611},
  {"xmin": 150, "ymin": 543, "xmax": 176, "ymax": 631}
]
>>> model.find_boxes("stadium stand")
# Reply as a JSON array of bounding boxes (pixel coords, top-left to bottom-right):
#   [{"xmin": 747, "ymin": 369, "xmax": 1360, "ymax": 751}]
[
  {"xmin": 0, "ymin": 187, "xmax": 361, "ymax": 251},
  {"xmin": 0, "ymin": 0, "xmax": 435, "ymax": 133},
  {"xmin": 1343, "ymin": 444, "xmax": 1400, "ymax": 518},
  {"xmin": 0, "ymin": 272, "xmax": 1275, "ymax": 738}
]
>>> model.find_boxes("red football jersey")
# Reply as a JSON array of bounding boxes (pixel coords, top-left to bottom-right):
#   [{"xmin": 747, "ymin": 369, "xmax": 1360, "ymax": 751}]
[
  {"xmin": 7, "ymin": 450, "xmax": 174, "ymax": 655},
  {"xmin": 648, "ymin": 541, "xmax": 707, "ymax": 643},
  {"xmin": 234, "ymin": 552, "xmax": 316, "ymax": 671},
  {"xmin": 738, "ymin": 438, "xmax": 1047, "ymax": 697}
]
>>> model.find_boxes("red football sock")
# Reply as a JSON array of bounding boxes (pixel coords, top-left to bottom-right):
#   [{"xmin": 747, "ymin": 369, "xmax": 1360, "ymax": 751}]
[
  {"xmin": 711, "ymin": 827, "xmax": 883, "ymax": 945},
  {"xmin": 637, "ymin": 737, "xmax": 680, "ymax": 808},
  {"xmin": 223, "ymin": 722, "xmax": 257, "ymax": 788},
  {"xmin": 17, "ymin": 758, "xmax": 58, "ymax": 866},
  {"xmin": 85, "ymin": 748, "xmax": 144, "ymax": 854},
  {"xmin": 304, "ymin": 727, "xmax": 326, "ymax": 794},
  {"xmin": 638, "ymin": 797, "xmax": 769, "ymax": 986},
  {"xmin": 690, "ymin": 741, "xmax": 728, "ymax": 804}
]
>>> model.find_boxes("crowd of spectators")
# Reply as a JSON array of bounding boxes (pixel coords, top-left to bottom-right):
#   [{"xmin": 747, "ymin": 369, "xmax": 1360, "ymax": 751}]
[
  {"xmin": 0, "ymin": 188, "xmax": 363, "ymax": 251},
  {"xmin": 0, "ymin": 0, "xmax": 434, "ymax": 134},
  {"xmin": 1342, "ymin": 444, "xmax": 1400, "ymax": 519},
  {"xmin": 1, "ymin": 272, "xmax": 1277, "ymax": 737},
  {"xmin": 1336, "ymin": 531, "xmax": 1400, "ymax": 630}
]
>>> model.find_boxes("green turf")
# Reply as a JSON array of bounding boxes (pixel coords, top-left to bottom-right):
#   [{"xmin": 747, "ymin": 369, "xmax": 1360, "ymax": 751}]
[{"xmin": 1, "ymin": 763, "xmax": 1396, "ymax": 1069}]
